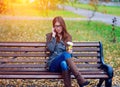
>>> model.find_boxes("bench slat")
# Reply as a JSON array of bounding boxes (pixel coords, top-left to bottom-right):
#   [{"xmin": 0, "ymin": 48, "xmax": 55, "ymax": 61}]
[
  {"xmin": 0, "ymin": 47, "xmax": 46, "ymax": 52},
  {"xmin": 0, "ymin": 74, "xmax": 108, "ymax": 79},
  {"xmin": 73, "ymin": 42, "xmax": 100, "ymax": 47},
  {"xmin": 0, "ymin": 64, "xmax": 45, "ymax": 68},
  {"xmin": 0, "ymin": 53, "xmax": 48, "ymax": 57},
  {"xmin": 0, "ymin": 68, "xmax": 103, "ymax": 72},
  {"xmin": 0, "ymin": 59, "xmax": 100, "ymax": 63},
  {"xmin": 0, "ymin": 42, "xmax": 46, "ymax": 47},
  {"xmin": 73, "ymin": 47, "xmax": 100, "ymax": 52},
  {"xmin": 0, "ymin": 59, "xmax": 47, "ymax": 63},
  {"xmin": 0, "ymin": 42, "xmax": 99, "ymax": 47},
  {"xmin": 0, "ymin": 53, "xmax": 100, "ymax": 57},
  {"xmin": 0, "ymin": 64, "xmax": 100, "ymax": 68},
  {"xmin": 73, "ymin": 53, "xmax": 100, "ymax": 57},
  {"xmin": 0, "ymin": 71, "xmax": 107, "ymax": 75},
  {"xmin": 0, "ymin": 47, "xmax": 99, "ymax": 52},
  {"xmin": 74, "ymin": 59, "xmax": 100, "ymax": 62},
  {"xmin": 0, "ymin": 68, "xmax": 47, "ymax": 72}
]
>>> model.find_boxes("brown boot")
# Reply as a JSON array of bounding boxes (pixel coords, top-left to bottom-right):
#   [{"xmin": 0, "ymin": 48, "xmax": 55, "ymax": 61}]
[
  {"xmin": 66, "ymin": 58, "xmax": 89, "ymax": 86},
  {"xmin": 62, "ymin": 70, "xmax": 72, "ymax": 87}
]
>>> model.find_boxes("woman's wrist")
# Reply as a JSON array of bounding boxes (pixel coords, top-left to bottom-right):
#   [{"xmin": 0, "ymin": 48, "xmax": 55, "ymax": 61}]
[{"xmin": 52, "ymin": 33, "xmax": 55, "ymax": 37}]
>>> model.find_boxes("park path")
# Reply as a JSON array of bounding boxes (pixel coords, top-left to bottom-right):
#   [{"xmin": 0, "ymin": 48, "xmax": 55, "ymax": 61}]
[
  {"xmin": 59, "ymin": 5, "xmax": 120, "ymax": 26},
  {"xmin": 0, "ymin": 5, "xmax": 120, "ymax": 26}
]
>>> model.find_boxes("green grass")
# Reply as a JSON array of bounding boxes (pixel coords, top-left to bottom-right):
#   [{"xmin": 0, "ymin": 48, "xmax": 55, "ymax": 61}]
[
  {"xmin": 0, "ymin": 20, "xmax": 120, "ymax": 85},
  {"xmin": 1, "ymin": 20, "xmax": 120, "ymax": 43},
  {"xmin": 66, "ymin": 3, "xmax": 120, "ymax": 16},
  {"xmin": 66, "ymin": 20, "xmax": 120, "ymax": 68}
]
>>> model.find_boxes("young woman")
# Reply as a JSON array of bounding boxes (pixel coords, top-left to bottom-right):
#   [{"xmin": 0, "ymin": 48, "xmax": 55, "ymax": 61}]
[{"xmin": 46, "ymin": 16, "xmax": 89, "ymax": 87}]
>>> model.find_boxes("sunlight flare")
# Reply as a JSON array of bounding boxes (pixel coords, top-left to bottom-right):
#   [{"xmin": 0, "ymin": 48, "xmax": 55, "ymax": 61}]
[{"xmin": 29, "ymin": 0, "xmax": 34, "ymax": 3}]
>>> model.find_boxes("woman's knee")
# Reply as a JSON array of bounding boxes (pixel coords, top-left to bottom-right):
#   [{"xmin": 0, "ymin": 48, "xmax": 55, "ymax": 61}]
[
  {"xmin": 60, "ymin": 61, "xmax": 68, "ymax": 71},
  {"xmin": 62, "ymin": 52, "xmax": 72, "ymax": 60}
]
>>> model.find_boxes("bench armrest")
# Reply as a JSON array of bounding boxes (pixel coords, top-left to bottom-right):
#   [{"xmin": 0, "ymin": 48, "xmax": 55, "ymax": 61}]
[
  {"xmin": 99, "ymin": 42, "xmax": 114, "ymax": 79},
  {"xmin": 101, "ymin": 63, "xmax": 114, "ymax": 79}
]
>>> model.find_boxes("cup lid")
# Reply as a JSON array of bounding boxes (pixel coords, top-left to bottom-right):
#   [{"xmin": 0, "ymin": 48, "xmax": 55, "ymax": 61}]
[{"xmin": 67, "ymin": 41, "xmax": 73, "ymax": 46}]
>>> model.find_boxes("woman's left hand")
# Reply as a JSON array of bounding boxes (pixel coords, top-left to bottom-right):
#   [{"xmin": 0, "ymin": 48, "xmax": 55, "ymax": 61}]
[{"xmin": 67, "ymin": 48, "xmax": 73, "ymax": 53}]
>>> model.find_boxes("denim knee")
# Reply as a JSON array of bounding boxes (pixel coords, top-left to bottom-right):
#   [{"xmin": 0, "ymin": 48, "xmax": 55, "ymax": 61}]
[
  {"xmin": 60, "ymin": 61, "xmax": 68, "ymax": 71},
  {"xmin": 62, "ymin": 52, "xmax": 72, "ymax": 60}
]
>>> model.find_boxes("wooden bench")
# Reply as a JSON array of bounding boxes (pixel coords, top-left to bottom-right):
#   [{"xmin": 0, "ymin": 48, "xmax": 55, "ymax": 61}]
[{"xmin": 0, "ymin": 42, "xmax": 113, "ymax": 87}]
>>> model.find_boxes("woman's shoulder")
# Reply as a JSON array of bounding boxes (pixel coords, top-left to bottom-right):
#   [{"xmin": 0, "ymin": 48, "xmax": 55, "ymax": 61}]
[{"xmin": 46, "ymin": 32, "xmax": 52, "ymax": 37}]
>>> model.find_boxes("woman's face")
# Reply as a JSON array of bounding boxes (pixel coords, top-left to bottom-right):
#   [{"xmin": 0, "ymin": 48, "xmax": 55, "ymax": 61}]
[{"xmin": 54, "ymin": 21, "xmax": 63, "ymax": 34}]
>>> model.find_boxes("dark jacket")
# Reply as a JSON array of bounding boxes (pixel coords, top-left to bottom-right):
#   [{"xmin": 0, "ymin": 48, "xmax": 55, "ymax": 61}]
[{"xmin": 46, "ymin": 33, "xmax": 66, "ymax": 67}]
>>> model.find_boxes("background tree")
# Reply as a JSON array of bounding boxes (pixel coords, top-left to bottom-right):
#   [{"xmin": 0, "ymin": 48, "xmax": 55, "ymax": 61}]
[
  {"xmin": 33, "ymin": 0, "xmax": 61, "ymax": 16},
  {"xmin": 0, "ymin": 0, "xmax": 15, "ymax": 15},
  {"xmin": 0, "ymin": 0, "xmax": 7, "ymax": 14},
  {"xmin": 88, "ymin": 0, "xmax": 99, "ymax": 24},
  {"xmin": 69, "ymin": 0, "xmax": 78, "ymax": 7},
  {"xmin": 87, "ymin": 0, "xmax": 116, "ymax": 24}
]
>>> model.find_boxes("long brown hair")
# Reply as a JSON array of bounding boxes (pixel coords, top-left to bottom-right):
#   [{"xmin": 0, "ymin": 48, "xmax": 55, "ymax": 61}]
[{"xmin": 49, "ymin": 16, "xmax": 72, "ymax": 45}]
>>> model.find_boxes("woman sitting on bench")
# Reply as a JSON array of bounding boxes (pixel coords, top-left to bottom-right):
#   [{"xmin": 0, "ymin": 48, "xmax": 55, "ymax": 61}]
[{"xmin": 46, "ymin": 16, "xmax": 90, "ymax": 87}]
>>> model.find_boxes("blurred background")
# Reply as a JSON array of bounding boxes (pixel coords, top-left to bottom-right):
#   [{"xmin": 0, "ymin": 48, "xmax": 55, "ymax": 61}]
[{"xmin": 0, "ymin": 0, "xmax": 120, "ymax": 87}]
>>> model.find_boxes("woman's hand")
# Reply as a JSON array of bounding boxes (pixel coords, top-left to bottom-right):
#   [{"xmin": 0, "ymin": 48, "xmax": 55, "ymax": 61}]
[
  {"xmin": 66, "ymin": 46, "xmax": 73, "ymax": 53},
  {"xmin": 66, "ymin": 42, "xmax": 73, "ymax": 53},
  {"xmin": 52, "ymin": 28, "xmax": 56, "ymax": 37},
  {"xmin": 67, "ymin": 48, "xmax": 73, "ymax": 53}
]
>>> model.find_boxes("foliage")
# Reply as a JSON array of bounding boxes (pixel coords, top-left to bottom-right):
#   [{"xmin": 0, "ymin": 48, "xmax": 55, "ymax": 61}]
[
  {"xmin": 0, "ymin": 0, "xmax": 84, "ymax": 17},
  {"xmin": 0, "ymin": 0, "xmax": 67, "ymax": 16},
  {"xmin": 0, "ymin": 0, "xmax": 7, "ymax": 13},
  {"xmin": 89, "ymin": 0, "xmax": 99, "ymax": 10}
]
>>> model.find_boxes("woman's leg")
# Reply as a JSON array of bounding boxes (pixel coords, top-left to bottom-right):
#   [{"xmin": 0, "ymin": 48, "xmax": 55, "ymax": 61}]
[
  {"xmin": 49, "ymin": 52, "xmax": 72, "ymax": 87},
  {"xmin": 49, "ymin": 52, "xmax": 71, "ymax": 72},
  {"xmin": 66, "ymin": 58, "xmax": 90, "ymax": 87},
  {"xmin": 61, "ymin": 61, "xmax": 71, "ymax": 87},
  {"xmin": 49, "ymin": 52, "xmax": 89, "ymax": 87},
  {"xmin": 61, "ymin": 52, "xmax": 90, "ymax": 87}
]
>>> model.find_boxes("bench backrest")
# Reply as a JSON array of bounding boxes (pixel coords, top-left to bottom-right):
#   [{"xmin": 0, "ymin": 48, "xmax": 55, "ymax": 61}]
[{"xmin": 0, "ymin": 42, "xmax": 103, "ymax": 73}]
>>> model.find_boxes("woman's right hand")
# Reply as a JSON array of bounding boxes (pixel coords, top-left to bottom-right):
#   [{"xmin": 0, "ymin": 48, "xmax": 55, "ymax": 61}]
[{"xmin": 52, "ymin": 28, "xmax": 56, "ymax": 37}]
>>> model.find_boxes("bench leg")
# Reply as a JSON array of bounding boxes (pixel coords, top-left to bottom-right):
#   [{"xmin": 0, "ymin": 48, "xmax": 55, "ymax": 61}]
[
  {"xmin": 97, "ymin": 78, "xmax": 112, "ymax": 87},
  {"xmin": 97, "ymin": 79, "xmax": 104, "ymax": 87},
  {"xmin": 105, "ymin": 78, "xmax": 112, "ymax": 87},
  {"xmin": 100, "ymin": 64, "xmax": 113, "ymax": 87}
]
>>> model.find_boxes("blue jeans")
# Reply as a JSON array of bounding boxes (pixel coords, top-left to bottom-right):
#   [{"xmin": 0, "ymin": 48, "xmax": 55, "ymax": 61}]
[{"xmin": 49, "ymin": 52, "xmax": 72, "ymax": 72}]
